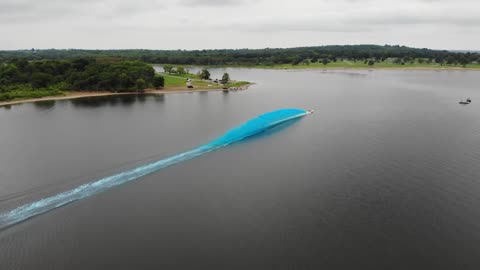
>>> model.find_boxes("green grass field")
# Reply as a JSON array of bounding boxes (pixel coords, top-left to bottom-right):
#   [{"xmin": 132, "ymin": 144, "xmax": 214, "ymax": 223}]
[
  {"xmin": 161, "ymin": 73, "xmax": 249, "ymax": 89},
  {"xmin": 225, "ymin": 81, "xmax": 251, "ymax": 88},
  {"xmin": 163, "ymin": 75, "xmax": 189, "ymax": 87}
]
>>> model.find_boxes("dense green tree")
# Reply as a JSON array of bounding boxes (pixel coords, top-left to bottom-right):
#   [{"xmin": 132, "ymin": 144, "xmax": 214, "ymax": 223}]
[
  {"xmin": 435, "ymin": 56, "xmax": 445, "ymax": 65},
  {"xmin": 0, "ymin": 58, "xmax": 155, "ymax": 93},
  {"xmin": 163, "ymin": 64, "xmax": 174, "ymax": 73},
  {"xmin": 153, "ymin": 75, "xmax": 165, "ymax": 88},
  {"xmin": 31, "ymin": 72, "xmax": 54, "ymax": 88},
  {"xmin": 136, "ymin": 78, "xmax": 146, "ymax": 91},
  {"xmin": 176, "ymin": 66, "xmax": 186, "ymax": 75},
  {"xmin": 221, "ymin": 73, "xmax": 230, "ymax": 84},
  {"xmin": 446, "ymin": 55, "xmax": 457, "ymax": 65},
  {"xmin": 393, "ymin": 58, "xmax": 402, "ymax": 64},
  {"xmin": 459, "ymin": 56, "xmax": 469, "ymax": 67},
  {"xmin": 291, "ymin": 56, "xmax": 303, "ymax": 65},
  {"xmin": 0, "ymin": 64, "xmax": 22, "ymax": 84},
  {"xmin": 1, "ymin": 45, "xmax": 477, "ymax": 66},
  {"xmin": 72, "ymin": 58, "xmax": 91, "ymax": 71},
  {"xmin": 199, "ymin": 69, "xmax": 211, "ymax": 80}
]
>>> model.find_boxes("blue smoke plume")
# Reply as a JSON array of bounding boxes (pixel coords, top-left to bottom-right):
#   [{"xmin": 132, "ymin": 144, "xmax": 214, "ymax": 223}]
[{"xmin": 0, "ymin": 109, "xmax": 309, "ymax": 230}]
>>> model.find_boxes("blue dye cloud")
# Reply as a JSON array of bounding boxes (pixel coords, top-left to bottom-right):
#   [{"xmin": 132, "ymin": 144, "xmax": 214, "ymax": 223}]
[{"xmin": 0, "ymin": 108, "xmax": 309, "ymax": 230}]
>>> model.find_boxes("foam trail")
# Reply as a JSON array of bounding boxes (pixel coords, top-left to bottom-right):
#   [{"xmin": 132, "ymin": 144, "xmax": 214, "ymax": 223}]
[{"xmin": 0, "ymin": 108, "xmax": 310, "ymax": 230}]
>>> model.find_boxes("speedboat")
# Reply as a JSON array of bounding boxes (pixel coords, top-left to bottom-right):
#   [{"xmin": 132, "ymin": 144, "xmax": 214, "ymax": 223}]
[
  {"xmin": 459, "ymin": 98, "xmax": 472, "ymax": 105},
  {"xmin": 307, "ymin": 109, "xmax": 315, "ymax": 114}
]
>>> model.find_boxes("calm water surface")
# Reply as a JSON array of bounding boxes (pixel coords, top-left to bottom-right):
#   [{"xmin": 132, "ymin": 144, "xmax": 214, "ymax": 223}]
[{"xmin": 1, "ymin": 69, "xmax": 480, "ymax": 269}]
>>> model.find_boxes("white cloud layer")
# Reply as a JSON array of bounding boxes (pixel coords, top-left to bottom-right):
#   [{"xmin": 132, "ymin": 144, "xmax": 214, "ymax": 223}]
[{"xmin": 1, "ymin": 0, "xmax": 479, "ymax": 50}]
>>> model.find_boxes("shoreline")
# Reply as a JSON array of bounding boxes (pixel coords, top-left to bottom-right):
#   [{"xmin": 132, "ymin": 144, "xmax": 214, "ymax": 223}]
[
  {"xmin": 181, "ymin": 64, "xmax": 480, "ymax": 71},
  {"xmin": 0, "ymin": 84, "xmax": 254, "ymax": 107},
  {"xmin": 272, "ymin": 66, "xmax": 480, "ymax": 71}
]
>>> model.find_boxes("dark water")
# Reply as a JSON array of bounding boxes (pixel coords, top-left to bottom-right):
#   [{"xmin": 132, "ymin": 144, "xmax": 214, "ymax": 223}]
[{"xmin": 1, "ymin": 69, "xmax": 480, "ymax": 269}]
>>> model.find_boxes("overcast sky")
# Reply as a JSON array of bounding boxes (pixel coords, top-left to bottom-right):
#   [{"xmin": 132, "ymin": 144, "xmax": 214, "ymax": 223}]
[{"xmin": 1, "ymin": 0, "xmax": 479, "ymax": 50}]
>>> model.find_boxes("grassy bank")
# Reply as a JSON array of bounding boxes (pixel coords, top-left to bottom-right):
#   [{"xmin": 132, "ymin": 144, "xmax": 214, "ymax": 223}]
[
  {"xmin": 0, "ymin": 84, "xmax": 64, "ymax": 102},
  {"xmin": 161, "ymin": 72, "xmax": 250, "ymax": 89},
  {"xmin": 225, "ymin": 81, "xmax": 251, "ymax": 88}
]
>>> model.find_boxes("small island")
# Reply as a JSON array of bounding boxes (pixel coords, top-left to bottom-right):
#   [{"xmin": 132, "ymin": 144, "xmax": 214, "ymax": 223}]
[{"xmin": 0, "ymin": 58, "xmax": 252, "ymax": 107}]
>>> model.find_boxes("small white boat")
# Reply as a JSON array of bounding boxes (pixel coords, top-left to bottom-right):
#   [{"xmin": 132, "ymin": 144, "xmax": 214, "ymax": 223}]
[{"xmin": 307, "ymin": 109, "xmax": 315, "ymax": 114}]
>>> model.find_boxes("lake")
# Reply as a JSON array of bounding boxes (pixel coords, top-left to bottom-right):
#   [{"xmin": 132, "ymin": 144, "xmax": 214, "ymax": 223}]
[{"xmin": 1, "ymin": 68, "xmax": 480, "ymax": 269}]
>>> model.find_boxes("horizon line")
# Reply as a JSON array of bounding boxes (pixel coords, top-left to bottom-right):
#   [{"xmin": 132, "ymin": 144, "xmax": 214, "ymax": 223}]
[{"xmin": 1, "ymin": 44, "xmax": 478, "ymax": 52}]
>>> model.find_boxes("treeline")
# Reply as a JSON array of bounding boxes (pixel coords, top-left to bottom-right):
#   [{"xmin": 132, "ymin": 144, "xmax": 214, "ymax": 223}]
[
  {"xmin": 0, "ymin": 58, "xmax": 160, "ymax": 92},
  {"xmin": 1, "ymin": 45, "xmax": 479, "ymax": 66}
]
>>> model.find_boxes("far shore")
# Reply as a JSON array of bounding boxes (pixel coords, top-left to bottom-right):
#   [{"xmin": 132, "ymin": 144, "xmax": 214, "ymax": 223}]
[
  {"xmin": 0, "ymin": 84, "xmax": 254, "ymax": 107},
  {"xmin": 193, "ymin": 64, "xmax": 480, "ymax": 71}
]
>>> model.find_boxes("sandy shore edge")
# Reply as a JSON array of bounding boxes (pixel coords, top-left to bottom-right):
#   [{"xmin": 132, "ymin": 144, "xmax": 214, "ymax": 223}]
[
  {"xmin": 264, "ymin": 67, "xmax": 480, "ymax": 71},
  {"xmin": 0, "ymin": 84, "xmax": 255, "ymax": 107}
]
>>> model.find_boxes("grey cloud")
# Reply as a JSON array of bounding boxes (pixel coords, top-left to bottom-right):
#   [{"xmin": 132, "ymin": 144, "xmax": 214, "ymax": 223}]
[
  {"xmin": 0, "ymin": 0, "xmax": 168, "ymax": 23},
  {"xmin": 1, "ymin": 0, "xmax": 480, "ymax": 50},
  {"xmin": 220, "ymin": 19, "xmax": 371, "ymax": 33},
  {"xmin": 347, "ymin": 11, "xmax": 480, "ymax": 26},
  {"xmin": 0, "ymin": 2, "xmax": 31, "ymax": 14},
  {"xmin": 0, "ymin": 0, "xmax": 94, "ymax": 21},
  {"xmin": 179, "ymin": 0, "xmax": 252, "ymax": 7}
]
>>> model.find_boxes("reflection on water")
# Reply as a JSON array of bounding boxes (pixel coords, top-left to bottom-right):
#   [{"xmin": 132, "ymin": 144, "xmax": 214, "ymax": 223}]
[
  {"xmin": 137, "ymin": 94, "xmax": 147, "ymax": 103},
  {"xmin": 70, "ymin": 95, "xmax": 120, "ymax": 108},
  {"xmin": 70, "ymin": 94, "xmax": 162, "ymax": 108},
  {"xmin": 33, "ymin": 100, "xmax": 56, "ymax": 110},
  {"xmin": 153, "ymin": 94, "xmax": 165, "ymax": 103},
  {"xmin": 318, "ymin": 70, "xmax": 368, "ymax": 77}
]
